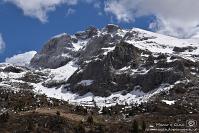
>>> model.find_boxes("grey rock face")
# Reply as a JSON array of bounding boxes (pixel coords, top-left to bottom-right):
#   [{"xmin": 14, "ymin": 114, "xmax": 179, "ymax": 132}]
[
  {"xmin": 78, "ymin": 34, "xmax": 122, "ymax": 63},
  {"xmin": 3, "ymin": 66, "xmax": 24, "ymax": 73},
  {"xmin": 75, "ymin": 26, "xmax": 98, "ymax": 40},
  {"xmin": 173, "ymin": 46, "xmax": 197, "ymax": 52},
  {"xmin": 67, "ymin": 42, "xmax": 151, "ymax": 96},
  {"xmin": 105, "ymin": 42, "xmax": 142, "ymax": 69},
  {"xmin": 30, "ymin": 26, "xmax": 100, "ymax": 69},
  {"xmin": 30, "ymin": 34, "xmax": 75, "ymax": 69},
  {"xmin": 131, "ymin": 68, "xmax": 184, "ymax": 92},
  {"xmin": 104, "ymin": 24, "xmax": 121, "ymax": 33}
]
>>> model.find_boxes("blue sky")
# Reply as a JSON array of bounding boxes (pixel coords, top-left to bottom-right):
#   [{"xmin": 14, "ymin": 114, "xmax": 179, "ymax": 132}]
[
  {"xmin": 0, "ymin": 0, "xmax": 155, "ymax": 62},
  {"xmin": 0, "ymin": 0, "xmax": 198, "ymax": 62}
]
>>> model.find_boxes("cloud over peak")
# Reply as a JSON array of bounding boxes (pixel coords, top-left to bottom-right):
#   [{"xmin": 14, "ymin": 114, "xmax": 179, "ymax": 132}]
[
  {"xmin": 4, "ymin": 0, "xmax": 78, "ymax": 23},
  {"xmin": 0, "ymin": 34, "xmax": 5, "ymax": 53},
  {"xmin": 104, "ymin": 0, "xmax": 140, "ymax": 23},
  {"xmin": 105, "ymin": 0, "xmax": 199, "ymax": 38}
]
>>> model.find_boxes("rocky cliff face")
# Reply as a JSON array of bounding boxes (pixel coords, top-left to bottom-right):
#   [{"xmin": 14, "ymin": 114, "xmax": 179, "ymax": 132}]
[{"xmin": 29, "ymin": 24, "xmax": 199, "ymax": 98}]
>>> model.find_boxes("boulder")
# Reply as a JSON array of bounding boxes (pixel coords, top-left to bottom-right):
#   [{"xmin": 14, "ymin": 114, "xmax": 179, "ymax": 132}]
[{"xmin": 173, "ymin": 46, "xmax": 197, "ymax": 52}]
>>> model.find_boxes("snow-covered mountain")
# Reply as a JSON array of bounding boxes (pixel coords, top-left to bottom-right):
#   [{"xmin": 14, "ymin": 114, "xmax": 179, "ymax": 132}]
[{"xmin": 1, "ymin": 24, "xmax": 199, "ymax": 109}]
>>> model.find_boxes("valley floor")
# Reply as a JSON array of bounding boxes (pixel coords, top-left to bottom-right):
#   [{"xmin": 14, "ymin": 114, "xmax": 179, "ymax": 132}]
[{"xmin": 1, "ymin": 104, "xmax": 198, "ymax": 133}]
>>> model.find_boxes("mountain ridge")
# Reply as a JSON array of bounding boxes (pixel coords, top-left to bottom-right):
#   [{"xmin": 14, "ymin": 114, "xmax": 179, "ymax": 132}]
[{"xmin": 1, "ymin": 24, "xmax": 199, "ymax": 108}]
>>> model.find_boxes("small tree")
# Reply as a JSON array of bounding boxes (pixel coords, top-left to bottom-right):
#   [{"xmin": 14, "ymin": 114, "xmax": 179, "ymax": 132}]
[
  {"xmin": 75, "ymin": 123, "xmax": 85, "ymax": 133},
  {"xmin": 56, "ymin": 111, "xmax": 60, "ymax": 116},
  {"xmin": 0, "ymin": 112, "xmax": 9, "ymax": 122},
  {"xmin": 27, "ymin": 118, "xmax": 34, "ymax": 130},
  {"xmin": 132, "ymin": 120, "xmax": 139, "ymax": 133},
  {"xmin": 87, "ymin": 115, "xmax": 94, "ymax": 125},
  {"xmin": 101, "ymin": 107, "xmax": 107, "ymax": 115},
  {"xmin": 142, "ymin": 121, "xmax": 146, "ymax": 132}
]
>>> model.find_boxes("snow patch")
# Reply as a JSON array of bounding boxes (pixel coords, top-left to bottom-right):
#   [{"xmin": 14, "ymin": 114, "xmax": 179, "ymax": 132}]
[
  {"xmin": 102, "ymin": 46, "xmax": 115, "ymax": 55},
  {"xmin": 77, "ymin": 80, "xmax": 94, "ymax": 86},
  {"xmin": 72, "ymin": 39, "xmax": 89, "ymax": 51},
  {"xmin": 126, "ymin": 28, "xmax": 199, "ymax": 62},
  {"xmin": 52, "ymin": 33, "xmax": 67, "ymax": 39},
  {"xmin": 162, "ymin": 100, "xmax": 175, "ymax": 105},
  {"xmin": 46, "ymin": 60, "xmax": 78, "ymax": 81},
  {"xmin": 33, "ymin": 82, "xmax": 175, "ymax": 107},
  {"xmin": 33, "ymin": 83, "xmax": 78, "ymax": 101}
]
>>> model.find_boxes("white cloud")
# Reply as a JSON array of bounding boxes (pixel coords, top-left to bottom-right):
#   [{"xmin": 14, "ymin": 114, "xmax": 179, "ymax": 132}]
[
  {"xmin": 104, "ymin": 0, "xmax": 141, "ymax": 22},
  {"xmin": 66, "ymin": 8, "xmax": 75, "ymax": 16},
  {"xmin": 82, "ymin": 0, "xmax": 101, "ymax": 9},
  {"xmin": 98, "ymin": 12, "xmax": 103, "ymax": 16},
  {"xmin": 0, "ymin": 34, "xmax": 5, "ymax": 53},
  {"xmin": 4, "ymin": 0, "xmax": 78, "ymax": 23},
  {"xmin": 5, "ymin": 51, "xmax": 37, "ymax": 66},
  {"xmin": 93, "ymin": 1, "xmax": 101, "ymax": 9},
  {"xmin": 4, "ymin": 0, "xmax": 101, "ymax": 23},
  {"xmin": 104, "ymin": 0, "xmax": 199, "ymax": 38}
]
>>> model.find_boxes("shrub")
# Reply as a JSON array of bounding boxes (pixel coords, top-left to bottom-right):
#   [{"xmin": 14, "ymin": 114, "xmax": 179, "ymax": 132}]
[{"xmin": 87, "ymin": 115, "xmax": 94, "ymax": 125}]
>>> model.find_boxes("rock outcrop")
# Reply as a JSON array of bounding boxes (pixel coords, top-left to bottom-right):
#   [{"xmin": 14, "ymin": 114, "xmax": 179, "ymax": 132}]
[{"xmin": 30, "ymin": 34, "xmax": 77, "ymax": 69}]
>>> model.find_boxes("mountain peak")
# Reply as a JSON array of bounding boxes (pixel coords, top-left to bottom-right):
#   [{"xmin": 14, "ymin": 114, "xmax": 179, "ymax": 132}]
[{"xmin": 103, "ymin": 24, "xmax": 121, "ymax": 33}]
